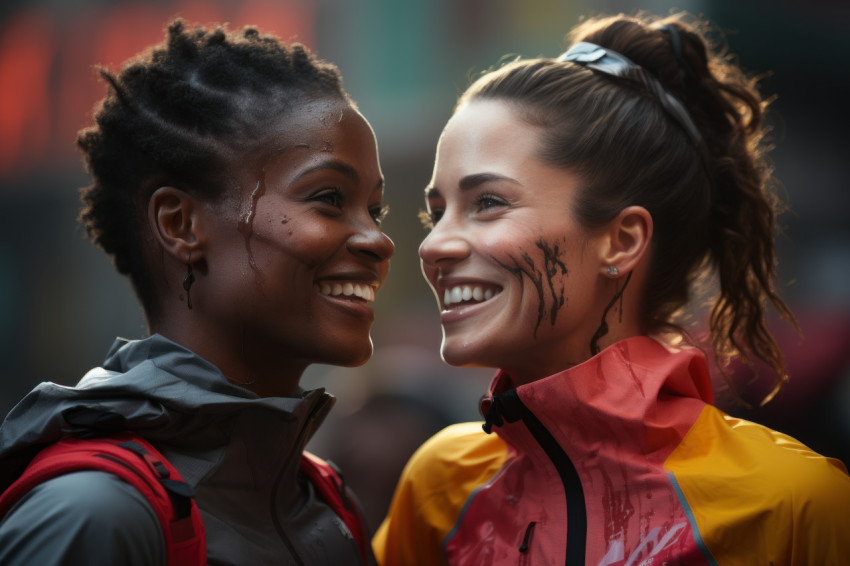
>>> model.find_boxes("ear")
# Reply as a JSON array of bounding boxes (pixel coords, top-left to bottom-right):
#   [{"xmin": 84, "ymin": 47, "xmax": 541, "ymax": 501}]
[
  {"xmin": 598, "ymin": 206, "xmax": 653, "ymax": 276},
  {"xmin": 148, "ymin": 186, "xmax": 203, "ymax": 263}
]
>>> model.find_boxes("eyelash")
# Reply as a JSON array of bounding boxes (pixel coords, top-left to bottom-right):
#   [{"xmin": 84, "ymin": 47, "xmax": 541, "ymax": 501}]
[
  {"xmin": 419, "ymin": 208, "xmax": 441, "ymax": 230},
  {"xmin": 312, "ymin": 188, "xmax": 388, "ymax": 226},
  {"xmin": 474, "ymin": 193, "xmax": 506, "ymax": 211},
  {"xmin": 419, "ymin": 193, "xmax": 506, "ymax": 230},
  {"xmin": 312, "ymin": 187, "xmax": 344, "ymax": 208},
  {"xmin": 371, "ymin": 205, "xmax": 390, "ymax": 226}
]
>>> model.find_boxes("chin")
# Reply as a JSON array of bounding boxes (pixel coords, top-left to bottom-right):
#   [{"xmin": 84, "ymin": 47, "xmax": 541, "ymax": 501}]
[
  {"xmin": 440, "ymin": 342, "xmax": 489, "ymax": 369},
  {"xmin": 327, "ymin": 338, "xmax": 374, "ymax": 367}
]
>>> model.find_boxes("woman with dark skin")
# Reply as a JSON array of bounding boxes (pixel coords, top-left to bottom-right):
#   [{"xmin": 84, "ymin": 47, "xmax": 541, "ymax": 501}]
[
  {"xmin": 0, "ymin": 20, "xmax": 392, "ymax": 565},
  {"xmin": 374, "ymin": 12, "xmax": 850, "ymax": 566}
]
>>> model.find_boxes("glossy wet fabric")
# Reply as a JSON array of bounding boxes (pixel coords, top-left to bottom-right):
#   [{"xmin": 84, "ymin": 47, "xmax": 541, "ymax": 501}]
[
  {"xmin": 0, "ymin": 334, "xmax": 374, "ymax": 566},
  {"xmin": 373, "ymin": 336, "xmax": 850, "ymax": 565}
]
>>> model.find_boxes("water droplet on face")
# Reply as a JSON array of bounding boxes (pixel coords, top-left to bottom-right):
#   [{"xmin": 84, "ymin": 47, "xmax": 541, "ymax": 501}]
[{"xmin": 236, "ymin": 177, "xmax": 267, "ymax": 274}]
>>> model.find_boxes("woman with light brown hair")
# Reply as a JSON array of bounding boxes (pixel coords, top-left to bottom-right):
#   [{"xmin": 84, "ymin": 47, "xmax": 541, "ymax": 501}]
[{"xmin": 374, "ymin": 12, "xmax": 850, "ymax": 565}]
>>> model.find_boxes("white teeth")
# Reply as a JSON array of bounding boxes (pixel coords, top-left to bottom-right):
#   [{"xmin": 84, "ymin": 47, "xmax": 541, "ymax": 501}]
[
  {"xmin": 318, "ymin": 282, "xmax": 376, "ymax": 302},
  {"xmin": 351, "ymin": 285, "xmax": 375, "ymax": 301},
  {"xmin": 443, "ymin": 285, "xmax": 499, "ymax": 306}
]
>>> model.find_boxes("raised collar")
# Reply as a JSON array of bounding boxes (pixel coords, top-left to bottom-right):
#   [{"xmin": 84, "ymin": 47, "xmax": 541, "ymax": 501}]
[
  {"xmin": 481, "ymin": 336, "xmax": 713, "ymax": 459},
  {"xmin": 0, "ymin": 334, "xmax": 335, "ymax": 491}
]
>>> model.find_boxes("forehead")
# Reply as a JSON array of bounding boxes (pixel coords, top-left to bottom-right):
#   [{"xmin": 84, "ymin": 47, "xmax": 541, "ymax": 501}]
[
  {"xmin": 431, "ymin": 100, "xmax": 548, "ymax": 195},
  {"xmin": 231, "ymin": 98, "xmax": 380, "ymax": 189},
  {"xmin": 435, "ymin": 100, "xmax": 542, "ymax": 175},
  {"xmin": 429, "ymin": 99, "xmax": 586, "ymax": 214},
  {"xmin": 266, "ymin": 98, "xmax": 374, "ymax": 150}
]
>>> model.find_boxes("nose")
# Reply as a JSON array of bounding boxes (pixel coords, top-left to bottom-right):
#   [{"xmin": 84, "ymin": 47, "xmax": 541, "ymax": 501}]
[
  {"xmin": 418, "ymin": 219, "xmax": 470, "ymax": 266},
  {"xmin": 347, "ymin": 224, "xmax": 395, "ymax": 262}
]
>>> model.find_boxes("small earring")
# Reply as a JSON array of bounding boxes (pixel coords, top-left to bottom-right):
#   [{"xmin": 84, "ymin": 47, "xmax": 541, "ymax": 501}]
[
  {"xmin": 182, "ymin": 263, "xmax": 195, "ymax": 310},
  {"xmin": 607, "ymin": 265, "xmax": 619, "ymax": 277}
]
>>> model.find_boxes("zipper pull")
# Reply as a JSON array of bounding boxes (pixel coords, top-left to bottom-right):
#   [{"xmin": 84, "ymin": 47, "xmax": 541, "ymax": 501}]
[{"xmin": 519, "ymin": 521, "xmax": 536, "ymax": 553}]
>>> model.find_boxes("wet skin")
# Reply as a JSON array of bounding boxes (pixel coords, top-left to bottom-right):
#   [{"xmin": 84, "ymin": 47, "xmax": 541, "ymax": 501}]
[
  {"xmin": 188, "ymin": 99, "xmax": 394, "ymax": 396},
  {"xmin": 419, "ymin": 100, "xmax": 612, "ymax": 383}
]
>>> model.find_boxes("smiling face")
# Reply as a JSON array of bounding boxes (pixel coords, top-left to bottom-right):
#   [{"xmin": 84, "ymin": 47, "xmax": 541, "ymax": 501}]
[
  {"xmin": 419, "ymin": 99, "xmax": 612, "ymax": 382},
  {"xmin": 192, "ymin": 98, "xmax": 394, "ymax": 393}
]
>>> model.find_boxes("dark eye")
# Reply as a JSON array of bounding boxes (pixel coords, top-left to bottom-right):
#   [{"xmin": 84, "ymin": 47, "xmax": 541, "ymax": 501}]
[
  {"xmin": 418, "ymin": 208, "xmax": 443, "ymax": 230},
  {"xmin": 371, "ymin": 205, "xmax": 390, "ymax": 226},
  {"xmin": 474, "ymin": 193, "xmax": 507, "ymax": 212},
  {"xmin": 312, "ymin": 188, "xmax": 344, "ymax": 208}
]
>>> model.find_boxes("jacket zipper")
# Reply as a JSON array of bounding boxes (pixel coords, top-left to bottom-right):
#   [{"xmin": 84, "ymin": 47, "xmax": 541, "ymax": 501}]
[
  {"xmin": 499, "ymin": 390, "xmax": 587, "ymax": 566},
  {"xmin": 269, "ymin": 393, "xmax": 333, "ymax": 566},
  {"xmin": 519, "ymin": 520, "xmax": 537, "ymax": 565}
]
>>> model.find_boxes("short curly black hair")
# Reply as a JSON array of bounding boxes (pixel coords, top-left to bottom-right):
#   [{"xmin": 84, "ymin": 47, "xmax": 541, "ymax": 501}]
[{"xmin": 77, "ymin": 19, "xmax": 351, "ymax": 320}]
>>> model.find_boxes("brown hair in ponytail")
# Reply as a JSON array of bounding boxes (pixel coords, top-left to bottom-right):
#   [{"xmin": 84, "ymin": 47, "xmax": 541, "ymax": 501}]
[{"xmin": 457, "ymin": 12, "xmax": 796, "ymax": 404}]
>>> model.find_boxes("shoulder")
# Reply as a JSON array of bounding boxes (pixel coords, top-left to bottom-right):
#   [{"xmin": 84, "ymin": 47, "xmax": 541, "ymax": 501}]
[
  {"xmin": 667, "ymin": 406, "xmax": 850, "ymax": 561},
  {"xmin": 391, "ymin": 421, "xmax": 509, "ymax": 520},
  {"xmin": 0, "ymin": 471, "xmax": 166, "ymax": 565},
  {"xmin": 671, "ymin": 405, "xmax": 850, "ymax": 495},
  {"xmin": 405, "ymin": 422, "xmax": 509, "ymax": 484},
  {"xmin": 677, "ymin": 405, "xmax": 850, "ymax": 486},
  {"xmin": 719, "ymin": 412, "xmax": 850, "ymax": 503},
  {"xmin": 373, "ymin": 423, "xmax": 508, "ymax": 566}
]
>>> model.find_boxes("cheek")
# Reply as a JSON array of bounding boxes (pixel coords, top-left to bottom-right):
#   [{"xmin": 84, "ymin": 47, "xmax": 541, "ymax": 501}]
[
  {"xmin": 489, "ymin": 237, "xmax": 572, "ymax": 337},
  {"xmin": 250, "ymin": 212, "xmax": 337, "ymax": 267}
]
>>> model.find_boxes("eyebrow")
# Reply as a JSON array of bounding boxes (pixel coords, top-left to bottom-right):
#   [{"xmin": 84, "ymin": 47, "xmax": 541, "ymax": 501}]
[
  {"xmin": 460, "ymin": 172, "xmax": 520, "ymax": 191},
  {"xmin": 295, "ymin": 159, "xmax": 384, "ymax": 192},
  {"xmin": 425, "ymin": 172, "xmax": 521, "ymax": 198}
]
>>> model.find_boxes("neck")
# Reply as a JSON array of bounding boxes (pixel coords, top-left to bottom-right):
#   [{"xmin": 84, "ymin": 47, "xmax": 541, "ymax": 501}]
[
  {"xmin": 150, "ymin": 318, "xmax": 307, "ymax": 398},
  {"xmin": 502, "ymin": 327, "xmax": 645, "ymax": 388}
]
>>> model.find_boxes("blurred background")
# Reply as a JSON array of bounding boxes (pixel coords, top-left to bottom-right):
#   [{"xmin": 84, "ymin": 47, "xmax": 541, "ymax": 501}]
[{"xmin": 1, "ymin": 0, "xmax": 849, "ymax": 529}]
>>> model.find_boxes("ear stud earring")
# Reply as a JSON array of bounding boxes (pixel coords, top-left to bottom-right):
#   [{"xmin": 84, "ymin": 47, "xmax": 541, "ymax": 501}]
[{"xmin": 607, "ymin": 266, "xmax": 619, "ymax": 276}]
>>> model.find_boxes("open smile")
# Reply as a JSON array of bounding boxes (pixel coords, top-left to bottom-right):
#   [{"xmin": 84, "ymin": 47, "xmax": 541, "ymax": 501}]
[
  {"xmin": 317, "ymin": 281, "xmax": 377, "ymax": 302},
  {"xmin": 442, "ymin": 284, "xmax": 502, "ymax": 309}
]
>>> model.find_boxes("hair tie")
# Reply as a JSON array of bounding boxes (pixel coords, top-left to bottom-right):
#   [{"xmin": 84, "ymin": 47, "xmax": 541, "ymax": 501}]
[
  {"xmin": 659, "ymin": 24, "xmax": 687, "ymax": 81},
  {"xmin": 557, "ymin": 41, "xmax": 709, "ymax": 170}
]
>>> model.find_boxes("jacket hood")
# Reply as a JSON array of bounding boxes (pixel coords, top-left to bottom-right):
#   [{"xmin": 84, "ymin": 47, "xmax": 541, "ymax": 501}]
[{"xmin": 0, "ymin": 334, "xmax": 334, "ymax": 488}]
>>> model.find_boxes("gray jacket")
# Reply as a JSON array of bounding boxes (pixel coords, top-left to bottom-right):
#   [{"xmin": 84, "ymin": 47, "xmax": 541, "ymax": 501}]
[{"xmin": 0, "ymin": 334, "xmax": 374, "ymax": 565}]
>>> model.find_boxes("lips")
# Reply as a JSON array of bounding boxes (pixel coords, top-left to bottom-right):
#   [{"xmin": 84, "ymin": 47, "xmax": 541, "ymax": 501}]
[
  {"xmin": 317, "ymin": 281, "xmax": 377, "ymax": 302},
  {"xmin": 442, "ymin": 284, "xmax": 502, "ymax": 308}
]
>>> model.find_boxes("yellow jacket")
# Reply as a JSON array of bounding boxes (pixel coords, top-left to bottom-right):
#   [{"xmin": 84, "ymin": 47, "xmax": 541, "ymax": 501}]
[{"xmin": 374, "ymin": 337, "xmax": 850, "ymax": 565}]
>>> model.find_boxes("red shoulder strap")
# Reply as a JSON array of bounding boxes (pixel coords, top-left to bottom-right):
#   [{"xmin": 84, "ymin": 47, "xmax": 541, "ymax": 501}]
[
  {"xmin": 0, "ymin": 432, "xmax": 205, "ymax": 566},
  {"xmin": 300, "ymin": 451, "xmax": 370, "ymax": 563}
]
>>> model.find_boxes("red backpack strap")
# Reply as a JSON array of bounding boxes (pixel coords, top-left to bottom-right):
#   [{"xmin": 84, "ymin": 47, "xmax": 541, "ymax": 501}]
[
  {"xmin": 0, "ymin": 432, "xmax": 205, "ymax": 566},
  {"xmin": 300, "ymin": 451, "xmax": 370, "ymax": 563}
]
